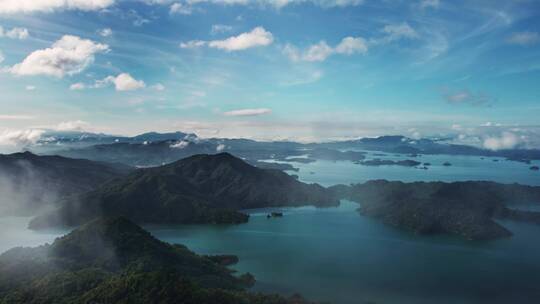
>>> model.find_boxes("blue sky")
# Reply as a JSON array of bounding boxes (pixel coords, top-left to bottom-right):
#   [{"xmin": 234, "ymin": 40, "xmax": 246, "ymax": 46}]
[{"xmin": 0, "ymin": 0, "xmax": 539, "ymax": 148}]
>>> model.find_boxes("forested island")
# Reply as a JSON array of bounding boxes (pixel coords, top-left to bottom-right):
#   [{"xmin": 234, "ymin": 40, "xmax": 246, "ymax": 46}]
[{"xmin": 0, "ymin": 217, "xmax": 318, "ymax": 304}]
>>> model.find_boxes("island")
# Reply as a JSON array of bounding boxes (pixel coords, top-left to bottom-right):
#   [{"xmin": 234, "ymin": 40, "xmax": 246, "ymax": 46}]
[
  {"xmin": 29, "ymin": 153, "xmax": 338, "ymax": 230},
  {"xmin": 331, "ymin": 180, "xmax": 540, "ymax": 240},
  {"xmin": 0, "ymin": 217, "xmax": 317, "ymax": 304},
  {"xmin": 357, "ymin": 159, "xmax": 421, "ymax": 167}
]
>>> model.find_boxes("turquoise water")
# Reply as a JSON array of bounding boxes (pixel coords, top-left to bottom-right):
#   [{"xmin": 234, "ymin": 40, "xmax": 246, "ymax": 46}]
[
  {"xmin": 1, "ymin": 154, "xmax": 540, "ymax": 303},
  {"xmin": 280, "ymin": 153, "xmax": 540, "ymax": 186},
  {"xmin": 147, "ymin": 201, "xmax": 540, "ymax": 304}
]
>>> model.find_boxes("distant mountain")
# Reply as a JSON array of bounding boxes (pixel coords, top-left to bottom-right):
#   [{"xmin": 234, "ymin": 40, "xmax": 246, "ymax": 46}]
[
  {"xmin": 29, "ymin": 153, "xmax": 338, "ymax": 229},
  {"xmin": 41, "ymin": 132, "xmax": 540, "ymax": 169},
  {"xmin": 325, "ymin": 135, "xmax": 540, "ymax": 160},
  {"xmin": 34, "ymin": 130, "xmax": 198, "ymax": 153},
  {"xmin": 332, "ymin": 180, "xmax": 540, "ymax": 240},
  {"xmin": 0, "ymin": 217, "xmax": 316, "ymax": 303},
  {"xmin": 0, "ymin": 152, "xmax": 132, "ymax": 215}
]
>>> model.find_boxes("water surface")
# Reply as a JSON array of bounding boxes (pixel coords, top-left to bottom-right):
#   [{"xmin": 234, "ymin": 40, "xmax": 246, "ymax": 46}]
[{"xmin": 2, "ymin": 154, "xmax": 540, "ymax": 303}]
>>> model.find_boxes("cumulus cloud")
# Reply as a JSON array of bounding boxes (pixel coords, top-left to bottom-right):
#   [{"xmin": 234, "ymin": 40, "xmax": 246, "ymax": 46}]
[
  {"xmin": 170, "ymin": 2, "xmax": 192, "ymax": 14},
  {"xmin": 70, "ymin": 73, "xmax": 145, "ymax": 91},
  {"xmin": 506, "ymin": 32, "xmax": 539, "ymax": 46},
  {"xmin": 170, "ymin": 140, "xmax": 189, "ymax": 149},
  {"xmin": 483, "ymin": 132, "xmax": 521, "ymax": 150},
  {"xmin": 9, "ymin": 35, "xmax": 109, "ymax": 78},
  {"xmin": 25, "ymin": 85, "xmax": 36, "ymax": 91},
  {"xmin": 283, "ymin": 36, "xmax": 367, "ymax": 62},
  {"xmin": 0, "ymin": 50, "xmax": 4, "ymax": 64},
  {"xmin": 0, "ymin": 26, "xmax": 29, "ymax": 39},
  {"xmin": 223, "ymin": 108, "xmax": 272, "ymax": 116},
  {"xmin": 208, "ymin": 27, "xmax": 273, "ymax": 51},
  {"xmin": 0, "ymin": 129, "xmax": 44, "ymax": 147},
  {"xmin": 443, "ymin": 89, "xmax": 494, "ymax": 106},
  {"xmin": 56, "ymin": 120, "xmax": 90, "ymax": 131},
  {"xmin": 0, "ymin": 0, "xmax": 115, "ymax": 14},
  {"xmin": 98, "ymin": 28, "xmax": 113, "ymax": 37},
  {"xmin": 181, "ymin": 27, "xmax": 273, "ymax": 51},
  {"xmin": 102, "ymin": 73, "xmax": 145, "ymax": 91}
]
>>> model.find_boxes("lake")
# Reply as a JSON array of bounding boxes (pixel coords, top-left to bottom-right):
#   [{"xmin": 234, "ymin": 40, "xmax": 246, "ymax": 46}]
[{"xmin": 1, "ymin": 154, "xmax": 540, "ymax": 303}]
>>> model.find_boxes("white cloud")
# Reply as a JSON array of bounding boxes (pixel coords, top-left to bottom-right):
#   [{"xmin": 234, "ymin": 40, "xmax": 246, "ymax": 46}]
[
  {"xmin": 179, "ymin": 40, "xmax": 207, "ymax": 49},
  {"xmin": 223, "ymin": 108, "xmax": 272, "ymax": 116},
  {"xmin": 101, "ymin": 73, "xmax": 146, "ymax": 91},
  {"xmin": 98, "ymin": 28, "xmax": 113, "ymax": 37},
  {"xmin": 483, "ymin": 132, "xmax": 521, "ymax": 150},
  {"xmin": 170, "ymin": 140, "xmax": 189, "ymax": 149},
  {"xmin": 0, "ymin": 26, "xmax": 29, "ymax": 39},
  {"xmin": 0, "ymin": 50, "xmax": 4, "ymax": 64},
  {"xmin": 70, "ymin": 82, "xmax": 86, "ymax": 90},
  {"xmin": 216, "ymin": 143, "xmax": 226, "ymax": 152},
  {"xmin": 56, "ymin": 120, "xmax": 89, "ymax": 131},
  {"xmin": 181, "ymin": 27, "xmax": 273, "ymax": 51},
  {"xmin": 208, "ymin": 27, "xmax": 273, "ymax": 51},
  {"xmin": 419, "ymin": 0, "xmax": 439, "ymax": 10},
  {"xmin": 284, "ymin": 36, "xmax": 367, "ymax": 62},
  {"xmin": 335, "ymin": 36, "xmax": 368, "ymax": 55},
  {"xmin": 211, "ymin": 24, "xmax": 233, "ymax": 34},
  {"xmin": 0, "ymin": 0, "xmax": 115, "ymax": 14},
  {"xmin": 0, "ymin": 129, "xmax": 44, "ymax": 147},
  {"xmin": 25, "ymin": 85, "xmax": 36, "ymax": 91},
  {"xmin": 382, "ymin": 23, "xmax": 419, "ymax": 42},
  {"xmin": 506, "ymin": 32, "xmax": 539, "ymax": 46},
  {"xmin": 151, "ymin": 83, "xmax": 165, "ymax": 91},
  {"xmin": 71, "ymin": 73, "xmax": 146, "ymax": 91},
  {"xmin": 9, "ymin": 35, "xmax": 109, "ymax": 78},
  {"xmin": 170, "ymin": 2, "xmax": 192, "ymax": 14},
  {"xmin": 303, "ymin": 41, "xmax": 333, "ymax": 62}
]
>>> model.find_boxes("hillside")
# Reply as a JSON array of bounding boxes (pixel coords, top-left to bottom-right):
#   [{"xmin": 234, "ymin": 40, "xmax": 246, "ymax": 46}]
[
  {"xmin": 29, "ymin": 153, "xmax": 338, "ymax": 229},
  {"xmin": 0, "ymin": 152, "xmax": 132, "ymax": 215},
  {"xmin": 332, "ymin": 180, "xmax": 540, "ymax": 240},
  {"xmin": 0, "ymin": 217, "xmax": 317, "ymax": 304}
]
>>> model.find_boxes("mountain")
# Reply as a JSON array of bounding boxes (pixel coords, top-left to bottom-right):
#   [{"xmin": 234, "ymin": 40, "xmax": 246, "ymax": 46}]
[
  {"xmin": 0, "ymin": 217, "xmax": 317, "ymax": 304},
  {"xmin": 332, "ymin": 180, "xmax": 540, "ymax": 240},
  {"xmin": 0, "ymin": 152, "xmax": 132, "ymax": 215},
  {"xmin": 325, "ymin": 135, "xmax": 540, "ymax": 160},
  {"xmin": 29, "ymin": 153, "xmax": 338, "ymax": 229}
]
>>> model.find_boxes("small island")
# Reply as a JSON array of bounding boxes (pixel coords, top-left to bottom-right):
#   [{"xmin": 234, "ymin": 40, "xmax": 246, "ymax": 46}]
[
  {"xmin": 358, "ymin": 159, "xmax": 421, "ymax": 167},
  {"xmin": 267, "ymin": 212, "xmax": 284, "ymax": 218}
]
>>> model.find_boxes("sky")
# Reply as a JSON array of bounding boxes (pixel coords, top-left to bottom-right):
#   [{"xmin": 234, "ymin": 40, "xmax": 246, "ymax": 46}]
[{"xmin": 0, "ymin": 0, "xmax": 540, "ymax": 149}]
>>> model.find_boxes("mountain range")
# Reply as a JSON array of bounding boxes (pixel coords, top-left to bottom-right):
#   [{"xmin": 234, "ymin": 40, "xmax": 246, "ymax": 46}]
[{"xmin": 28, "ymin": 131, "xmax": 540, "ymax": 168}]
